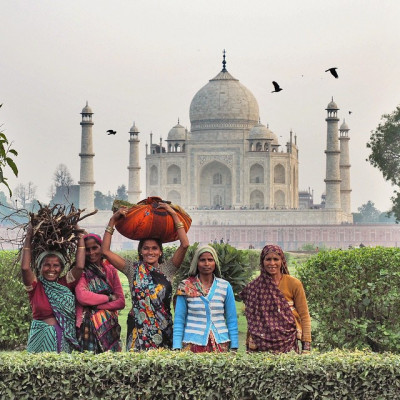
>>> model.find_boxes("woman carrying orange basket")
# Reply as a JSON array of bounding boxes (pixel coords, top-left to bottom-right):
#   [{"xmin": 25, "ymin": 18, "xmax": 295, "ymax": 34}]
[{"xmin": 102, "ymin": 201, "xmax": 190, "ymax": 351}]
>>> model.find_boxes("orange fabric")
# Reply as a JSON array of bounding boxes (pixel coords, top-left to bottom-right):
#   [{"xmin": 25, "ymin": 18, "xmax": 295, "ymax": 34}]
[
  {"xmin": 115, "ymin": 197, "xmax": 192, "ymax": 243},
  {"xmin": 278, "ymin": 275, "xmax": 312, "ymax": 342}
]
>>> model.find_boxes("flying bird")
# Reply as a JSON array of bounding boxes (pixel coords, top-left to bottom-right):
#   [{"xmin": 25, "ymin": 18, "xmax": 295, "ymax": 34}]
[
  {"xmin": 271, "ymin": 81, "xmax": 283, "ymax": 93},
  {"xmin": 325, "ymin": 67, "xmax": 338, "ymax": 79},
  {"xmin": 107, "ymin": 130, "xmax": 117, "ymax": 135},
  {"xmin": 348, "ymin": 111, "xmax": 352, "ymax": 115}
]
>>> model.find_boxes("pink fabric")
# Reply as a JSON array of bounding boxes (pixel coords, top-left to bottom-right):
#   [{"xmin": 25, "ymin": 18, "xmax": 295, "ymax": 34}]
[
  {"xmin": 28, "ymin": 277, "xmax": 77, "ymax": 320},
  {"xmin": 75, "ymin": 261, "xmax": 125, "ymax": 327}
]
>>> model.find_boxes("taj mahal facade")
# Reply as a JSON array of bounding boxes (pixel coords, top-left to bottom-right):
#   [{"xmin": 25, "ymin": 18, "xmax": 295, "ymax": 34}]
[{"xmin": 73, "ymin": 55, "xmax": 400, "ymax": 250}]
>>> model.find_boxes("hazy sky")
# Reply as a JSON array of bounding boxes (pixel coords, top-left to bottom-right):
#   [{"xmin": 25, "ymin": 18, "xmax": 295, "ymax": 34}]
[{"xmin": 1, "ymin": 0, "xmax": 400, "ymax": 212}]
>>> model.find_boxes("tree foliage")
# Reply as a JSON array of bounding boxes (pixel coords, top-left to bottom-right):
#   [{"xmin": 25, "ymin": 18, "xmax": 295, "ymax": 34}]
[
  {"xmin": 13, "ymin": 181, "xmax": 37, "ymax": 209},
  {"xmin": 297, "ymin": 247, "xmax": 400, "ymax": 352},
  {"xmin": 367, "ymin": 105, "xmax": 400, "ymax": 220},
  {"xmin": 53, "ymin": 164, "xmax": 74, "ymax": 188},
  {"xmin": 116, "ymin": 184, "xmax": 128, "ymax": 201},
  {"xmin": 0, "ymin": 251, "xmax": 31, "ymax": 350},
  {"xmin": 0, "ymin": 108, "xmax": 18, "ymax": 196},
  {"xmin": 355, "ymin": 200, "xmax": 381, "ymax": 223}
]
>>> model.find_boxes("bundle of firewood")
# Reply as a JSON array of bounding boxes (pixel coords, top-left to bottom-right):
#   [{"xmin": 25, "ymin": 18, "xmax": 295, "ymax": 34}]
[{"xmin": 28, "ymin": 203, "xmax": 97, "ymax": 271}]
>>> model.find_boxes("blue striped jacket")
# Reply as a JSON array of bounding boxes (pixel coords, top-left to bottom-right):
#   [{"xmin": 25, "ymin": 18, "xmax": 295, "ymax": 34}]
[{"xmin": 173, "ymin": 277, "xmax": 239, "ymax": 348}]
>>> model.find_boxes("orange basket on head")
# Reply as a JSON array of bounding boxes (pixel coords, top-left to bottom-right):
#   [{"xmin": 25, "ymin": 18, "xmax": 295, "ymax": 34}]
[{"xmin": 113, "ymin": 197, "xmax": 192, "ymax": 243}]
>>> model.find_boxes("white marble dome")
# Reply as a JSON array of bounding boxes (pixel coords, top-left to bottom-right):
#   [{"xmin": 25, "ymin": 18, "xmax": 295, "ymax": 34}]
[
  {"xmin": 81, "ymin": 101, "xmax": 93, "ymax": 114},
  {"xmin": 326, "ymin": 99, "xmax": 338, "ymax": 110},
  {"xmin": 167, "ymin": 123, "xmax": 186, "ymax": 140},
  {"xmin": 340, "ymin": 120, "xmax": 349, "ymax": 131},
  {"xmin": 189, "ymin": 69, "xmax": 259, "ymax": 132},
  {"xmin": 249, "ymin": 122, "xmax": 279, "ymax": 144}
]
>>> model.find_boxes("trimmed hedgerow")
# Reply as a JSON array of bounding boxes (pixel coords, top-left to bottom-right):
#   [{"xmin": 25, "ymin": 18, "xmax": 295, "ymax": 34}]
[
  {"xmin": 296, "ymin": 247, "xmax": 400, "ymax": 352},
  {"xmin": 0, "ymin": 350, "xmax": 400, "ymax": 399},
  {"xmin": 0, "ymin": 251, "xmax": 31, "ymax": 350}
]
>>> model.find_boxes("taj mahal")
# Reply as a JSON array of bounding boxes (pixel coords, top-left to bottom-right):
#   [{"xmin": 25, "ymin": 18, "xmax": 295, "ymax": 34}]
[{"xmin": 75, "ymin": 55, "xmax": 400, "ymax": 249}]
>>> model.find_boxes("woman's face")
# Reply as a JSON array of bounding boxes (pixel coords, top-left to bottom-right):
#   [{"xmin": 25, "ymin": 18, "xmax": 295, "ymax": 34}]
[
  {"xmin": 197, "ymin": 252, "xmax": 216, "ymax": 276},
  {"xmin": 85, "ymin": 238, "xmax": 102, "ymax": 265},
  {"xmin": 41, "ymin": 256, "xmax": 63, "ymax": 281},
  {"xmin": 141, "ymin": 240, "xmax": 162, "ymax": 266},
  {"xmin": 263, "ymin": 252, "xmax": 282, "ymax": 276}
]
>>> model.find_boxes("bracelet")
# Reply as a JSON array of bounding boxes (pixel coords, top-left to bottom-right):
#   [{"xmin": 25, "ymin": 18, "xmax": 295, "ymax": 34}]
[
  {"xmin": 105, "ymin": 225, "xmax": 115, "ymax": 235},
  {"xmin": 78, "ymin": 246, "xmax": 86, "ymax": 249},
  {"xmin": 23, "ymin": 247, "xmax": 31, "ymax": 250},
  {"xmin": 175, "ymin": 222, "xmax": 184, "ymax": 230}
]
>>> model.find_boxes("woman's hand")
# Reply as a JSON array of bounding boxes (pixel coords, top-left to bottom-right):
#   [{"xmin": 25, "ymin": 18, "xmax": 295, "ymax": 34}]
[
  {"xmin": 157, "ymin": 202, "xmax": 176, "ymax": 215},
  {"xmin": 110, "ymin": 206, "xmax": 129, "ymax": 223}
]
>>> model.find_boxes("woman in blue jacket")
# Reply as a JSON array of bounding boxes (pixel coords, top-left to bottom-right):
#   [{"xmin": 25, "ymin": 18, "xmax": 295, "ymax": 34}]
[{"xmin": 173, "ymin": 245, "xmax": 239, "ymax": 352}]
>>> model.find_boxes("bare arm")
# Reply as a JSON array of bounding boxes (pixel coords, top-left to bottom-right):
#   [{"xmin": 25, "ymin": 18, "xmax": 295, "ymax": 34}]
[
  {"xmin": 70, "ymin": 229, "xmax": 85, "ymax": 281},
  {"xmin": 158, "ymin": 203, "xmax": 190, "ymax": 268},
  {"xmin": 101, "ymin": 208, "xmax": 127, "ymax": 271},
  {"xmin": 21, "ymin": 225, "xmax": 35, "ymax": 286}
]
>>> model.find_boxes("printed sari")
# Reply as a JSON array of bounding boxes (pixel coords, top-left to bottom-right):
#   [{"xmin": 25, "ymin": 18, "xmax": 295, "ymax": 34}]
[
  {"xmin": 126, "ymin": 262, "xmax": 173, "ymax": 351},
  {"xmin": 241, "ymin": 270, "xmax": 297, "ymax": 353},
  {"xmin": 78, "ymin": 263, "xmax": 121, "ymax": 353},
  {"xmin": 27, "ymin": 277, "xmax": 79, "ymax": 353}
]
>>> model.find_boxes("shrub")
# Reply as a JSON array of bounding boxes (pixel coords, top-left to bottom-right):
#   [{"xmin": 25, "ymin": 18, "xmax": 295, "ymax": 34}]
[
  {"xmin": 0, "ymin": 350, "xmax": 400, "ymax": 399},
  {"xmin": 296, "ymin": 247, "xmax": 400, "ymax": 352},
  {"xmin": 0, "ymin": 251, "xmax": 31, "ymax": 350},
  {"xmin": 173, "ymin": 243, "xmax": 253, "ymax": 299}
]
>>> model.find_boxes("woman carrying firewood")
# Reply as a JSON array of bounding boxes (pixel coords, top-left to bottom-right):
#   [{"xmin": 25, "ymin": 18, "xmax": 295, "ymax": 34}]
[
  {"xmin": 101, "ymin": 203, "xmax": 189, "ymax": 351},
  {"xmin": 21, "ymin": 224, "xmax": 86, "ymax": 353},
  {"xmin": 75, "ymin": 233, "xmax": 125, "ymax": 353}
]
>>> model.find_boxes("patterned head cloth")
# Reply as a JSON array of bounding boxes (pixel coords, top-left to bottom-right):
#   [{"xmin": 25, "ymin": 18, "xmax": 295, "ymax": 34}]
[
  {"xmin": 83, "ymin": 233, "xmax": 102, "ymax": 245},
  {"xmin": 36, "ymin": 251, "xmax": 66, "ymax": 272},
  {"xmin": 260, "ymin": 244, "xmax": 290, "ymax": 275},
  {"xmin": 188, "ymin": 245, "xmax": 221, "ymax": 277}
]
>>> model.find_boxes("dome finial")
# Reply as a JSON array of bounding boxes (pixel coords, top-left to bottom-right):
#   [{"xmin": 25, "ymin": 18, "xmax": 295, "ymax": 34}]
[{"xmin": 222, "ymin": 49, "xmax": 227, "ymax": 72}]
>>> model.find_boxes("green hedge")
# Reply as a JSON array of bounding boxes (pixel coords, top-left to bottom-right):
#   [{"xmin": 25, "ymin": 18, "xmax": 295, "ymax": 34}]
[
  {"xmin": 297, "ymin": 247, "xmax": 400, "ymax": 352},
  {"xmin": 1, "ymin": 350, "xmax": 399, "ymax": 399},
  {"xmin": 0, "ymin": 251, "xmax": 31, "ymax": 350}
]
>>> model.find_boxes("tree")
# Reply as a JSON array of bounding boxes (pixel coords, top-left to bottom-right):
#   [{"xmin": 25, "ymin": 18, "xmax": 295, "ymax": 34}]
[
  {"xmin": 116, "ymin": 184, "xmax": 128, "ymax": 201},
  {"xmin": 94, "ymin": 190, "xmax": 114, "ymax": 210},
  {"xmin": 0, "ymin": 106, "xmax": 18, "ymax": 196},
  {"xmin": 355, "ymin": 201, "xmax": 381, "ymax": 223},
  {"xmin": 367, "ymin": 105, "xmax": 400, "ymax": 220},
  {"xmin": 53, "ymin": 164, "xmax": 74, "ymax": 188},
  {"xmin": 14, "ymin": 182, "xmax": 37, "ymax": 209}
]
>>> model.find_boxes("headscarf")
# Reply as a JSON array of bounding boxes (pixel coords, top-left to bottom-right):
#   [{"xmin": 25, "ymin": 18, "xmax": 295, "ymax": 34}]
[
  {"xmin": 259, "ymin": 244, "xmax": 290, "ymax": 275},
  {"xmin": 83, "ymin": 233, "xmax": 102, "ymax": 245},
  {"xmin": 188, "ymin": 245, "xmax": 221, "ymax": 277},
  {"xmin": 36, "ymin": 251, "xmax": 66, "ymax": 272},
  {"xmin": 240, "ymin": 244, "xmax": 296, "ymax": 353}
]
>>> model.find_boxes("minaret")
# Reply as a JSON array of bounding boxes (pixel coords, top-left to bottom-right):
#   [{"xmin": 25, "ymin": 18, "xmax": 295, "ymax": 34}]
[
  {"xmin": 339, "ymin": 119, "xmax": 351, "ymax": 214},
  {"xmin": 324, "ymin": 98, "xmax": 341, "ymax": 209},
  {"xmin": 127, "ymin": 122, "xmax": 141, "ymax": 203},
  {"xmin": 78, "ymin": 102, "xmax": 95, "ymax": 211}
]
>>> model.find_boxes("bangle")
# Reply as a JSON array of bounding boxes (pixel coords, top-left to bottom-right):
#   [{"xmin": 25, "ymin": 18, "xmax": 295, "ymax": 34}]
[
  {"xmin": 78, "ymin": 246, "xmax": 86, "ymax": 249},
  {"xmin": 23, "ymin": 247, "xmax": 31, "ymax": 250},
  {"xmin": 175, "ymin": 222, "xmax": 184, "ymax": 230},
  {"xmin": 105, "ymin": 225, "xmax": 115, "ymax": 235}
]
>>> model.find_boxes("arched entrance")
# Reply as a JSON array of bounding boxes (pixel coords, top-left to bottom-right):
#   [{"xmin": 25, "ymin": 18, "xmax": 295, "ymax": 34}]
[{"xmin": 199, "ymin": 161, "xmax": 232, "ymax": 208}]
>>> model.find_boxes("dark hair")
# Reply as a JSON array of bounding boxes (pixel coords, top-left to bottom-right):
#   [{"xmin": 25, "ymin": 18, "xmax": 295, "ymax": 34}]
[
  {"xmin": 83, "ymin": 234, "xmax": 104, "ymax": 265},
  {"xmin": 138, "ymin": 238, "xmax": 164, "ymax": 264},
  {"xmin": 84, "ymin": 234, "xmax": 102, "ymax": 247}
]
